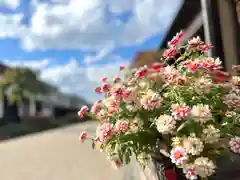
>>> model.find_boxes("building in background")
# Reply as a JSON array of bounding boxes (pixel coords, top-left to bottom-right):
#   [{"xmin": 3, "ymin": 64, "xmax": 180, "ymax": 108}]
[
  {"xmin": 0, "ymin": 63, "xmax": 86, "ymax": 124},
  {"xmin": 158, "ymin": 0, "xmax": 240, "ymax": 72},
  {"xmin": 131, "ymin": 0, "xmax": 240, "ymax": 71}
]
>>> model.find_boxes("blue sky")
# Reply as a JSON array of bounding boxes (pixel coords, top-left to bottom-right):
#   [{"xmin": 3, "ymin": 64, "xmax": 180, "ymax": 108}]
[{"xmin": 0, "ymin": 0, "xmax": 183, "ymax": 103}]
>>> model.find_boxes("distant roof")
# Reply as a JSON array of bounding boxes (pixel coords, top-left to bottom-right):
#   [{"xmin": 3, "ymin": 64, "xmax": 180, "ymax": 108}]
[
  {"xmin": 130, "ymin": 51, "xmax": 163, "ymax": 69},
  {"xmin": 159, "ymin": 0, "xmax": 201, "ymax": 49}
]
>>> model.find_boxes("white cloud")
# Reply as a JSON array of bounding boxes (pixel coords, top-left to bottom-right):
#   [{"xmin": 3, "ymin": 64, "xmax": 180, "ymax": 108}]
[
  {"xmin": 83, "ymin": 43, "xmax": 115, "ymax": 64},
  {"xmin": 19, "ymin": 0, "xmax": 183, "ymax": 52},
  {"xmin": 0, "ymin": 13, "xmax": 25, "ymax": 38},
  {"xmin": 0, "ymin": 0, "xmax": 20, "ymax": 9},
  {"xmin": 40, "ymin": 58, "xmax": 129, "ymax": 102},
  {"xmin": 0, "ymin": 0, "xmax": 183, "ymax": 64},
  {"xmin": 0, "ymin": 0, "xmax": 184, "ymax": 102},
  {"xmin": 2, "ymin": 57, "xmax": 129, "ymax": 103},
  {"xmin": 120, "ymin": 0, "xmax": 183, "ymax": 45},
  {"xmin": 2, "ymin": 59, "xmax": 51, "ymax": 70}
]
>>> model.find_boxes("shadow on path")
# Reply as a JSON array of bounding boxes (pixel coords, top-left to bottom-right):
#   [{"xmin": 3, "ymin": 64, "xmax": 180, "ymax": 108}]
[{"xmin": 0, "ymin": 114, "xmax": 90, "ymax": 142}]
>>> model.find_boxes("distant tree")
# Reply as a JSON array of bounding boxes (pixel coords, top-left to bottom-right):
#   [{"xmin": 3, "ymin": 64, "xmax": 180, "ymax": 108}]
[{"xmin": 0, "ymin": 67, "xmax": 45, "ymax": 104}]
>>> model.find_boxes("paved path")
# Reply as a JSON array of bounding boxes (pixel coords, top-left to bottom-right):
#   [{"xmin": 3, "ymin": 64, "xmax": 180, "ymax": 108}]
[{"xmin": 0, "ymin": 121, "xmax": 140, "ymax": 180}]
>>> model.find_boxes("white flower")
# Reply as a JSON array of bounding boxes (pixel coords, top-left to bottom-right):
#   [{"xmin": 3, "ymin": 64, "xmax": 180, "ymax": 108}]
[
  {"xmin": 194, "ymin": 77, "xmax": 212, "ymax": 94},
  {"xmin": 194, "ymin": 157, "xmax": 216, "ymax": 178},
  {"xmin": 231, "ymin": 76, "xmax": 240, "ymax": 86},
  {"xmin": 110, "ymin": 157, "xmax": 122, "ymax": 170},
  {"xmin": 155, "ymin": 115, "xmax": 176, "ymax": 134},
  {"xmin": 126, "ymin": 103, "xmax": 139, "ymax": 112},
  {"xmin": 202, "ymin": 125, "xmax": 220, "ymax": 144},
  {"xmin": 229, "ymin": 137, "xmax": 240, "ymax": 154},
  {"xmin": 170, "ymin": 147, "xmax": 188, "ymax": 166},
  {"xmin": 225, "ymin": 111, "xmax": 237, "ymax": 117},
  {"xmin": 140, "ymin": 90, "xmax": 162, "ymax": 110},
  {"xmin": 125, "ymin": 94, "xmax": 141, "ymax": 112},
  {"xmin": 188, "ymin": 36, "xmax": 203, "ymax": 46},
  {"xmin": 162, "ymin": 66, "xmax": 185, "ymax": 84},
  {"xmin": 191, "ymin": 104, "xmax": 212, "ymax": 124},
  {"xmin": 183, "ymin": 164, "xmax": 198, "ymax": 180},
  {"xmin": 223, "ymin": 88, "xmax": 240, "ymax": 109},
  {"xmin": 183, "ymin": 134, "xmax": 204, "ymax": 155}
]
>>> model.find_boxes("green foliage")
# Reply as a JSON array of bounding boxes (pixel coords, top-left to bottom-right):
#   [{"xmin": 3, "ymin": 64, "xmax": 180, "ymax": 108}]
[{"xmin": 0, "ymin": 67, "xmax": 45, "ymax": 104}]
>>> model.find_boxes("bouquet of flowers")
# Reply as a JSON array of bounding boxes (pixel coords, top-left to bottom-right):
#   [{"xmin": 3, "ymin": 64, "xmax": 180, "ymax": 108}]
[{"xmin": 78, "ymin": 31, "xmax": 240, "ymax": 180}]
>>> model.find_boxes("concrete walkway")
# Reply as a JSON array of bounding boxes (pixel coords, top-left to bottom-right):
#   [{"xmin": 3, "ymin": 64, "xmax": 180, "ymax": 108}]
[{"xmin": 0, "ymin": 121, "xmax": 140, "ymax": 180}]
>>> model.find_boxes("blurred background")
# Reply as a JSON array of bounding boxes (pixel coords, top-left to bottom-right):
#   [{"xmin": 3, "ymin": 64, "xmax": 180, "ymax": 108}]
[{"xmin": 0, "ymin": 0, "xmax": 239, "ymax": 180}]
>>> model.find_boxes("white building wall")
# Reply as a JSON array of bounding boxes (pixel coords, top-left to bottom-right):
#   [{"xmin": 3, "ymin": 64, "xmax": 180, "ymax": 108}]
[{"xmin": 29, "ymin": 97, "xmax": 36, "ymax": 116}]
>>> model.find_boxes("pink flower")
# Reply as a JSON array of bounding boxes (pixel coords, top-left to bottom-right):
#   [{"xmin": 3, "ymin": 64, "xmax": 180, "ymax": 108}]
[
  {"xmin": 91, "ymin": 100, "xmax": 102, "ymax": 114},
  {"xmin": 229, "ymin": 137, "xmax": 240, "ymax": 154},
  {"xmin": 101, "ymin": 77, "xmax": 108, "ymax": 82},
  {"xmin": 135, "ymin": 66, "xmax": 149, "ymax": 79},
  {"xmin": 151, "ymin": 62, "xmax": 161, "ymax": 72},
  {"xmin": 113, "ymin": 76, "xmax": 121, "ymax": 83},
  {"xmin": 187, "ymin": 36, "xmax": 204, "ymax": 52},
  {"xmin": 170, "ymin": 147, "xmax": 188, "ymax": 165},
  {"xmin": 108, "ymin": 106, "xmax": 117, "ymax": 115},
  {"xmin": 94, "ymin": 136, "xmax": 101, "ymax": 142},
  {"xmin": 99, "ymin": 122, "xmax": 113, "ymax": 141},
  {"xmin": 78, "ymin": 105, "xmax": 89, "ymax": 117},
  {"xmin": 163, "ymin": 47, "xmax": 177, "ymax": 58},
  {"xmin": 168, "ymin": 30, "xmax": 183, "ymax": 47},
  {"xmin": 140, "ymin": 92, "xmax": 162, "ymax": 110},
  {"xmin": 201, "ymin": 57, "xmax": 222, "ymax": 70},
  {"xmin": 183, "ymin": 165, "xmax": 197, "ymax": 180},
  {"xmin": 200, "ymin": 44, "xmax": 212, "ymax": 53},
  {"xmin": 101, "ymin": 83, "xmax": 110, "ymax": 92},
  {"xmin": 111, "ymin": 159, "xmax": 122, "ymax": 169},
  {"xmin": 141, "ymin": 97, "xmax": 162, "ymax": 110},
  {"xmin": 94, "ymin": 87, "xmax": 102, "ymax": 93},
  {"xmin": 163, "ymin": 66, "xmax": 185, "ymax": 85},
  {"xmin": 172, "ymin": 104, "xmax": 190, "ymax": 120},
  {"xmin": 79, "ymin": 131, "xmax": 88, "ymax": 142},
  {"xmin": 120, "ymin": 65, "xmax": 125, "ymax": 71},
  {"xmin": 181, "ymin": 60, "xmax": 200, "ymax": 72},
  {"xmin": 211, "ymin": 70, "xmax": 230, "ymax": 83},
  {"xmin": 110, "ymin": 86, "xmax": 124, "ymax": 100},
  {"xmin": 232, "ymin": 65, "xmax": 240, "ymax": 71},
  {"xmin": 122, "ymin": 89, "xmax": 132, "ymax": 99},
  {"xmin": 115, "ymin": 120, "xmax": 128, "ymax": 132}
]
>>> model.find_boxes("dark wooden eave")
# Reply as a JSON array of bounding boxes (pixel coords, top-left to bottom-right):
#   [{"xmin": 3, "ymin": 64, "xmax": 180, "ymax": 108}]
[
  {"xmin": 0, "ymin": 63, "xmax": 9, "ymax": 74},
  {"xmin": 158, "ymin": 0, "xmax": 201, "ymax": 49}
]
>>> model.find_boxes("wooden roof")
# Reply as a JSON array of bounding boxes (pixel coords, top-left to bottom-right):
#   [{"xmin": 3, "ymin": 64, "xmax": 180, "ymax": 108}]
[{"xmin": 130, "ymin": 51, "xmax": 163, "ymax": 69}]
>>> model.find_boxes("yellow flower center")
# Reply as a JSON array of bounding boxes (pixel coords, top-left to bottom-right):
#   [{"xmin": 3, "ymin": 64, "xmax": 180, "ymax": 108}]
[{"xmin": 174, "ymin": 152, "xmax": 182, "ymax": 159}]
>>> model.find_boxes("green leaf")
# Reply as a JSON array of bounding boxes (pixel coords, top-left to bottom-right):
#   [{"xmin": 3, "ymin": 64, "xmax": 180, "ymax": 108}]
[{"xmin": 177, "ymin": 121, "xmax": 189, "ymax": 132}]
